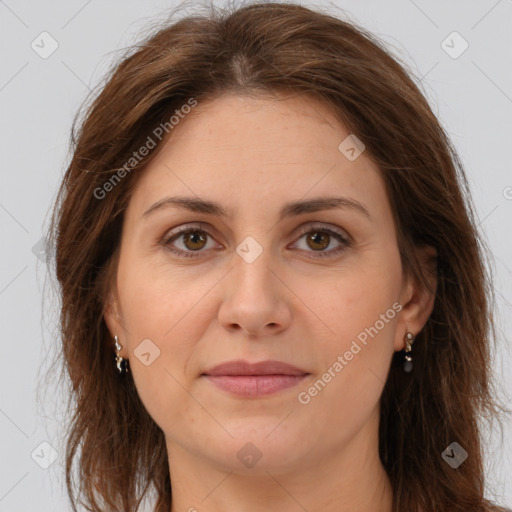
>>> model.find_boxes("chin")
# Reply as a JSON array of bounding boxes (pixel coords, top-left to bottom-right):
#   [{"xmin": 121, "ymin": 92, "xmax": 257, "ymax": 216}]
[{"xmin": 200, "ymin": 424, "xmax": 311, "ymax": 475}]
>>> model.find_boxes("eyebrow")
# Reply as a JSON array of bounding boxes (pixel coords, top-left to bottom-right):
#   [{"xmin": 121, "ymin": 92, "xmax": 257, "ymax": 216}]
[{"xmin": 142, "ymin": 195, "xmax": 371, "ymax": 220}]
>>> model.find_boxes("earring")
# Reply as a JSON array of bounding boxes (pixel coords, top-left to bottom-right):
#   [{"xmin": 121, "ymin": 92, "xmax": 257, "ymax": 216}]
[
  {"xmin": 403, "ymin": 331, "xmax": 415, "ymax": 373},
  {"xmin": 114, "ymin": 335, "xmax": 129, "ymax": 375}
]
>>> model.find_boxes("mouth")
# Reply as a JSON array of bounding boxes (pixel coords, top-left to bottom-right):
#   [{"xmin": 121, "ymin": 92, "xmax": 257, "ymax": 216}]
[{"xmin": 201, "ymin": 359, "xmax": 310, "ymax": 398}]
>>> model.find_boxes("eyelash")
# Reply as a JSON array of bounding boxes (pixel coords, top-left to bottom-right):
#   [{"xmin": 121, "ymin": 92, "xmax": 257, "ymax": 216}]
[{"xmin": 161, "ymin": 223, "xmax": 351, "ymax": 259}]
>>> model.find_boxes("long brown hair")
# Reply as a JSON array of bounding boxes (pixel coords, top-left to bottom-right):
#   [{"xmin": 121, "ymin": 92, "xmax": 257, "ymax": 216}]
[{"xmin": 49, "ymin": 1, "xmax": 509, "ymax": 510}]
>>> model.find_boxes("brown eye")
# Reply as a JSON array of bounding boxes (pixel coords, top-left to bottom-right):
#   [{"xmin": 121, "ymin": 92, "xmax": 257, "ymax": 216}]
[
  {"xmin": 291, "ymin": 225, "xmax": 350, "ymax": 259},
  {"xmin": 163, "ymin": 225, "xmax": 217, "ymax": 258},
  {"xmin": 305, "ymin": 231, "xmax": 331, "ymax": 251},
  {"xmin": 181, "ymin": 230, "xmax": 208, "ymax": 251}
]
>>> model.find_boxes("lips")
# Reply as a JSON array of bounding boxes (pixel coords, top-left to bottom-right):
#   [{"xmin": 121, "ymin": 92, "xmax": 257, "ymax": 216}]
[
  {"xmin": 202, "ymin": 359, "xmax": 310, "ymax": 398},
  {"xmin": 203, "ymin": 359, "xmax": 308, "ymax": 377}
]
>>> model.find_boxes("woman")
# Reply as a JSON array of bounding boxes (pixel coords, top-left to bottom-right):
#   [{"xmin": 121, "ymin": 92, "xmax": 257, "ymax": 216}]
[{"xmin": 49, "ymin": 2, "xmax": 510, "ymax": 511}]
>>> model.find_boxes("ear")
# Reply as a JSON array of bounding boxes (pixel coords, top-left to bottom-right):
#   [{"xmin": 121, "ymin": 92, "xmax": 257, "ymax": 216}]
[
  {"xmin": 394, "ymin": 244, "xmax": 437, "ymax": 351},
  {"xmin": 103, "ymin": 292, "xmax": 128, "ymax": 357}
]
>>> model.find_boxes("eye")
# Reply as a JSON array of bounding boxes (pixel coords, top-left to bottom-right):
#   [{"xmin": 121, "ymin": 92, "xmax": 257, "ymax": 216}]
[
  {"xmin": 161, "ymin": 223, "xmax": 351, "ymax": 259},
  {"xmin": 291, "ymin": 224, "xmax": 351, "ymax": 258},
  {"xmin": 162, "ymin": 223, "xmax": 218, "ymax": 258}
]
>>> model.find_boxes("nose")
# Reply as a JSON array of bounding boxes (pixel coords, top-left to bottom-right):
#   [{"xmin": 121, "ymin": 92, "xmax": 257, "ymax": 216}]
[{"xmin": 217, "ymin": 248, "xmax": 292, "ymax": 338}]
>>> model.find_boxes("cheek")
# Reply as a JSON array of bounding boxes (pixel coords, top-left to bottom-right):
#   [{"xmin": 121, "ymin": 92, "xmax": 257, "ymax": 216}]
[
  {"xmin": 312, "ymin": 263, "xmax": 400, "ymax": 348},
  {"xmin": 117, "ymin": 252, "xmax": 208, "ymax": 337},
  {"xmin": 296, "ymin": 290, "xmax": 398, "ymax": 441},
  {"xmin": 306, "ymin": 260, "xmax": 401, "ymax": 400},
  {"xmin": 115, "ymin": 259, "xmax": 208, "ymax": 428}
]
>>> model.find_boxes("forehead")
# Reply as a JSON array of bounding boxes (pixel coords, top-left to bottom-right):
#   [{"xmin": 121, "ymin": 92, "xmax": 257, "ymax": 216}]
[{"xmin": 126, "ymin": 93, "xmax": 389, "ymax": 222}]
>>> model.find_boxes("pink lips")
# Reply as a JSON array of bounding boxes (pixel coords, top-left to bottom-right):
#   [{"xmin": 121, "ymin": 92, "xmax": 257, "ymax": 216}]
[{"xmin": 202, "ymin": 360, "xmax": 309, "ymax": 398}]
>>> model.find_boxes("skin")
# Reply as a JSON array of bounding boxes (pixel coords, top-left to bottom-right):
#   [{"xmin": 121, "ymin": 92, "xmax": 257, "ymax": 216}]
[{"xmin": 104, "ymin": 92, "xmax": 436, "ymax": 512}]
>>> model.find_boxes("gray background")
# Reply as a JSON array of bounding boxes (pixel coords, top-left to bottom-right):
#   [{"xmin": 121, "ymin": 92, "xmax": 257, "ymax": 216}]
[{"xmin": 0, "ymin": 0, "xmax": 511, "ymax": 510}]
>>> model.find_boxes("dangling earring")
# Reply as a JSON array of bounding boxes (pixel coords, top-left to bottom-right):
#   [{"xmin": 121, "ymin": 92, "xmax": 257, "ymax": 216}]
[
  {"xmin": 114, "ymin": 335, "xmax": 129, "ymax": 375},
  {"xmin": 403, "ymin": 331, "xmax": 415, "ymax": 373}
]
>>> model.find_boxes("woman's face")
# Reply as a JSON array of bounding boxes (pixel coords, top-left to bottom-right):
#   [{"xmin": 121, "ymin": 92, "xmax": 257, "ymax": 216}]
[{"xmin": 105, "ymin": 93, "xmax": 428, "ymax": 476}]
